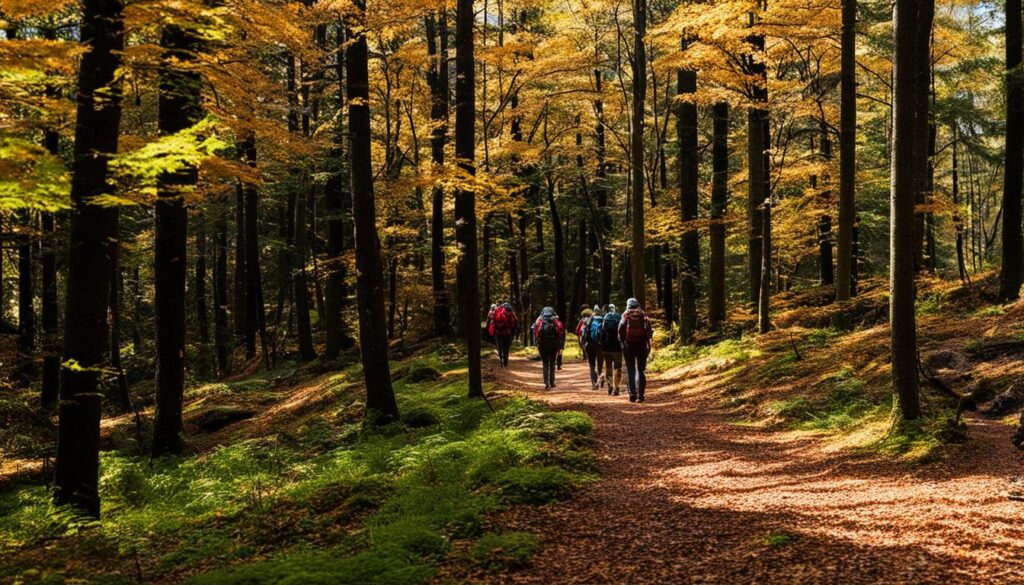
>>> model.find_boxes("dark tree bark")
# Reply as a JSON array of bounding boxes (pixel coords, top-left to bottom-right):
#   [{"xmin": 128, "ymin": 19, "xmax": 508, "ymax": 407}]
[
  {"xmin": 55, "ymin": 0, "xmax": 125, "ymax": 517},
  {"xmin": 347, "ymin": 0, "xmax": 400, "ymax": 423},
  {"xmin": 293, "ymin": 188, "xmax": 317, "ymax": 361},
  {"xmin": 758, "ymin": 199, "xmax": 771, "ymax": 334},
  {"xmin": 890, "ymin": 0, "xmax": 924, "ymax": 422},
  {"xmin": 153, "ymin": 20, "xmax": 202, "ymax": 457},
  {"xmin": 594, "ymin": 69, "xmax": 612, "ymax": 305},
  {"xmin": 545, "ymin": 173, "xmax": 567, "ymax": 322},
  {"xmin": 456, "ymin": 0, "xmax": 483, "ymax": 398},
  {"xmin": 109, "ymin": 233, "xmax": 131, "ymax": 413},
  {"xmin": 572, "ymin": 220, "xmax": 587, "ymax": 312},
  {"xmin": 214, "ymin": 206, "xmax": 230, "ymax": 375},
  {"xmin": 196, "ymin": 214, "xmax": 209, "ymax": 344},
  {"xmin": 709, "ymin": 102, "xmax": 729, "ymax": 329},
  {"xmin": 233, "ymin": 180, "xmax": 246, "ymax": 346},
  {"xmin": 41, "ymin": 209, "xmax": 59, "ymax": 409},
  {"xmin": 242, "ymin": 135, "xmax": 268, "ymax": 366},
  {"xmin": 426, "ymin": 11, "xmax": 452, "ymax": 337},
  {"xmin": 630, "ymin": 0, "xmax": 647, "ymax": 306},
  {"xmin": 911, "ymin": 0, "xmax": 934, "ymax": 273},
  {"xmin": 818, "ymin": 126, "xmax": 835, "ymax": 286},
  {"xmin": 952, "ymin": 127, "xmax": 968, "ymax": 283},
  {"xmin": 1000, "ymin": 0, "xmax": 1024, "ymax": 300},
  {"xmin": 747, "ymin": 7, "xmax": 767, "ymax": 307},
  {"xmin": 17, "ymin": 213, "xmax": 34, "ymax": 354},
  {"xmin": 678, "ymin": 39, "xmax": 699, "ymax": 341},
  {"xmin": 836, "ymin": 0, "xmax": 856, "ymax": 302}
]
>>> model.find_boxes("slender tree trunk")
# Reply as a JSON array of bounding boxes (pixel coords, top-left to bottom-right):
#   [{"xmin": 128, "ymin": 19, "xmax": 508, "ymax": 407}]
[
  {"xmin": 572, "ymin": 220, "xmax": 586, "ymax": 312},
  {"xmin": 294, "ymin": 188, "xmax": 316, "ymax": 361},
  {"xmin": 233, "ymin": 180, "xmax": 246, "ymax": 347},
  {"xmin": 747, "ymin": 9, "xmax": 767, "ymax": 306},
  {"xmin": 709, "ymin": 102, "xmax": 729, "ymax": 329},
  {"xmin": 426, "ymin": 12, "xmax": 452, "ymax": 337},
  {"xmin": 195, "ymin": 213, "xmax": 209, "ymax": 344},
  {"xmin": 890, "ymin": 0, "xmax": 923, "ymax": 422},
  {"xmin": 837, "ymin": 0, "xmax": 856, "ymax": 302},
  {"xmin": 546, "ymin": 174, "xmax": 567, "ymax": 321},
  {"xmin": 55, "ymin": 0, "xmax": 125, "ymax": 518},
  {"xmin": 17, "ymin": 213, "xmax": 34, "ymax": 354},
  {"xmin": 953, "ymin": 126, "xmax": 968, "ymax": 283},
  {"xmin": 678, "ymin": 39, "xmax": 699, "ymax": 340},
  {"xmin": 456, "ymin": 0, "xmax": 483, "ymax": 398},
  {"xmin": 153, "ymin": 20, "xmax": 201, "ymax": 457},
  {"xmin": 40, "ymin": 119, "xmax": 60, "ymax": 408},
  {"xmin": 242, "ymin": 136, "xmax": 270, "ymax": 367},
  {"xmin": 109, "ymin": 234, "xmax": 131, "ymax": 413},
  {"xmin": 630, "ymin": 0, "xmax": 647, "ymax": 306},
  {"xmin": 1000, "ymin": 0, "xmax": 1024, "ymax": 300},
  {"xmin": 347, "ymin": 0, "xmax": 400, "ymax": 423},
  {"xmin": 818, "ymin": 126, "xmax": 835, "ymax": 286},
  {"xmin": 214, "ymin": 206, "xmax": 230, "ymax": 375},
  {"xmin": 758, "ymin": 199, "xmax": 771, "ymax": 334},
  {"xmin": 911, "ymin": 0, "xmax": 934, "ymax": 273},
  {"xmin": 594, "ymin": 70, "xmax": 612, "ymax": 305}
]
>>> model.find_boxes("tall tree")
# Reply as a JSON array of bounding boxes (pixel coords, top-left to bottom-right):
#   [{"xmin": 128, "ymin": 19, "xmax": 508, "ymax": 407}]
[
  {"xmin": 40, "ymin": 99, "xmax": 60, "ymax": 409},
  {"xmin": 17, "ymin": 213, "xmax": 33, "ymax": 355},
  {"xmin": 347, "ymin": 0, "xmax": 400, "ymax": 423},
  {"xmin": 836, "ymin": 0, "xmax": 856, "ymax": 302},
  {"xmin": 293, "ymin": 187, "xmax": 317, "ymax": 361},
  {"xmin": 1000, "ymin": 0, "xmax": 1024, "ymax": 301},
  {"xmin": 455, "ymin": 0, "xmax": 483, "ymax": 398},
  {"xmin": 708, "ymin": 102, "xmax": 729, "ymax": 329},
  {"xmin": 426, "ymin": 11, "xmax": 452, "ymax": 337},
  {"xmin": 678, "ymin": 37, "xmax": 699, "ymax": 340},
  {"xmin": 746, "ymin": 5, "xmax": 768, "ymax": 307},
  {"xmin": 152, "ymin": 17, "xmax": 203, "ymax": 457},
  {"xmin": 890, "ymin": 0, "xmax": 925, "ymax": 422},
  {"xmin": 214, "ymin": 205, "xmax": 230, "ymax": 375},
  {"xmin": 630, "ymin": 0, "xmax": 647, "ymax": 306},
  {"xmin": 54, "ymin": 0, "xmax": 125, "ymax": 517}
]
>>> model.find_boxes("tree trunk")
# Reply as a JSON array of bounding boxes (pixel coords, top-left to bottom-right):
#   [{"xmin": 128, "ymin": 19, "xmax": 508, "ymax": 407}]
[
  {"xmin": 747, "ymin": 9, "xmax": 767, "ymax": 307},
  {"xmin": 456, "ymin": 0, "xmax": 483, "ymax": 397},
  {"xmin": 594, "ymin": 70, "xmax": 612, "ymax": 305},
  {"xmin": 426, "ymin": 11, "xmax": 452, "ymax": 337},
  {"xmin": 678, "ymin": 40, "xmax": 699, "ymax": 340},
  {"xmin": 17, "ymin": 213, "xmax": 34, "ymax": 354},
  {"xmin": 40, "ymin": 122, "xmax": 59, "ymax": 409},
  {"xmin": 294, "ymin": 188, "xmax": 317, "ymax": 361},
  {"xmin": 572, "ymin": 220, "xmax": 587, "ymax": 313},
  {"xmin": 242, "ymin": 136, "xmax": 270, "ymax": 367},
  {"xmin": 890, "ymin": 0, "xmax": 924, "ymax": 422},
  {"xmin": 818, "ymin": 125, "xmax": 835, "ymax": 286},
  {"xmin": 109, "ymin": 233, "xmax": 131, "ymax": 413},
  {"xmin": 630, "ymin": 0, "xmax": 647, "ymax": 307},
  {"xmin": 153, "ymin": 20, "xmax": 202, "ymax": 457},
  {"xmin": 347, "ymin": 0, "xmax": 400, "ymax": 423},
  {"xmin": 1000, "ymin": 0, "xmax": 1024, "ymax": 300},
  {"xmin": 195, "ymin": 212, "xmax": 209, "ymax": 344},
  {"xmin": 233, "ymin": 180, "xmax": 246, "ymax": 346},
  {"xmin": 709, "ymin": 102, "xmax": 729, "ymax": 329},
  {"xmin": 214, "ymin": 206, "xmax": 230, "ymax": 375},
  {"xmin": 758, "ymin": 199, "xmax": 771, "ymax": 334},
  {"xmin": 546, "ymin": 174, "xmax": 567, "ymax": 321},
  {"xmin": 952, "ymin": 127, "xmax": 968, "ymax": 283},
  {"xmin": 911, "ymin": 0, "xmax": 934, "ymax": 273},
  {"xmin": 837, "ymin": 0, "xmax": 856, "ymax": 302},
  {"xmin": 55, "ymin": 0, "xmax": 125, "ymax": 518}
]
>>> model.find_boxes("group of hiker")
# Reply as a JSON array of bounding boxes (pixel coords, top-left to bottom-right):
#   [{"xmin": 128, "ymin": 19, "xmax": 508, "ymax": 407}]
[{"xmin": 485, "ymin": 298, "xmax": 653, "ymax": 402}]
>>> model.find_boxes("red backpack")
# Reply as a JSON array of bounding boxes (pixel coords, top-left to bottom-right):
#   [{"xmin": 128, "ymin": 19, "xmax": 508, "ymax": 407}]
[
  {"xmin": 494, "ymin": 306, "xmax": 513, "ymax": 336},
  {"xmin": 624, "ymin": 309, "xmax": 648, "ymax": 344}
]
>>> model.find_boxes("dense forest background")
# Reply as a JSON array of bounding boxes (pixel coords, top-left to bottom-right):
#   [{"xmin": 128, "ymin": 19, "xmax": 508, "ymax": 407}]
[{"xmin": 3, "ymin": 0, "xmax": 1024, "ymax": 582}]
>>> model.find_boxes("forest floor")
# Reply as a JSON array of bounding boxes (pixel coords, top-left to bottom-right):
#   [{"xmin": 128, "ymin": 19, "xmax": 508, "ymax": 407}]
[{"xmin": 482, "ymin": 324, "xmax": 1024, "ymax": 583}]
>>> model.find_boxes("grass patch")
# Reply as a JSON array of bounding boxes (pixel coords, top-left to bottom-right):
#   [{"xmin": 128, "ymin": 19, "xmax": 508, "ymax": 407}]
[
  {"xmin": 0, "ymin": 346, "xmax": 593, "ymax": 584},
  {"xmin": 759, "ymin": 530, "xmax": 795, "ymax": 547}
]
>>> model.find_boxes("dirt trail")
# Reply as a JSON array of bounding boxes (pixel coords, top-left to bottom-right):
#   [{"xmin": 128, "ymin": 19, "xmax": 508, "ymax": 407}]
[{"xmin": 484, "ymin": 353, "xmax": 1024, "ymax": 584}]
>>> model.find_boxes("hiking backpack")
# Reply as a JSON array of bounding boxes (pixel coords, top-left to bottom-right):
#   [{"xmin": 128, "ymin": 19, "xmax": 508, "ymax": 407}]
[
  {"xmin": 601, "ymin": 312, "xmax": 620, "ymax": 345},
  {"xmin": 624, "ymin": 309, "xmax": 647, "ymax": 344},
  {"xmin": 588, "ymin": 315, "xmax": 604, "ymax": 343},
  {"xmin": 494, "ymin": 306, "xmax": 513, "ymax": 336},
  {"xmin": 539, "ymin": 315, "xmax": 558, "ymax": 340}
]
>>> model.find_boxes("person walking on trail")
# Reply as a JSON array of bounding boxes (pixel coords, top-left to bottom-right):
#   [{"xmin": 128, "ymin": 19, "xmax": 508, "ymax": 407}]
[
  {"xmin": 489, "ymin": 301, "xmax": 517, "ymax": 367},
  {"xmin": 484, "ymin": 303, "xmax": 498, "ymax": 347},
  {"xmin": 574, "ymin": 306, "xmax": 593, "ymax": 362},
  {"xmin": 600, "ymin": 303, "xmax": 623, "ymax": 396},
  {"xmin": 583, "ymin": 305, "xmax": 605, "ymax": 390},
  {"xmin": 618, "ymin": 298, "xmax": 653, "ymax": 403},
  {"xmin": 533, "ymin": 307, "xmax": 564, "ymax": 389}
]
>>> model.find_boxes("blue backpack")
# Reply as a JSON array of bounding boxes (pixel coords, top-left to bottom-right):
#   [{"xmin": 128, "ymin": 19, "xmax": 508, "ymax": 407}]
[
  {"xmin": 588, "ymin": 315, "xmax": 604, "ymax": 343},
  {"xmin": 601, "ymin": 312, "xmax": 620, "ymax": 345}
]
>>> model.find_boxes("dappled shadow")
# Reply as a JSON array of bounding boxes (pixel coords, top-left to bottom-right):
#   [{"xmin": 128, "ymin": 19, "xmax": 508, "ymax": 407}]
[{"xmin": 482, "ymin": 354, "xmax": 1024, "ymax": 584}]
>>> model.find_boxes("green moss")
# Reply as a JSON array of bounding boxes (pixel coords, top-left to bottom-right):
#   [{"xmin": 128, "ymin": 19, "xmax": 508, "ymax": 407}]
[
  {"xmin": 471, "ymin": 531, "xmax": 539, "ymax": 570},
  {"xmin": 495, "ymin": 466, "xmax": 577, "ymax": 504}
]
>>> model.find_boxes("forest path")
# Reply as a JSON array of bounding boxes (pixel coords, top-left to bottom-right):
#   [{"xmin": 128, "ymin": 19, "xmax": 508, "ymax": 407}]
[{"xmin": 483, "ymin": 352, "xmax": 1024, "ymax": 584}]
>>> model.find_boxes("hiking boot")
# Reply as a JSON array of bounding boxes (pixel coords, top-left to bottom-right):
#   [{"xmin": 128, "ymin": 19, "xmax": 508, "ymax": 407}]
[
  {"xmin": 607, "ymin": 386, "xmax": 612, "ymax": 396},
  {"xmin": 629, "ymin": 394, "xmax": 637, "ymax": 403},
  {"xmin": 550, "ymin": 383, "xmax": 556, "ymax": 388},
  {"xmin": 544, "ymin": 384, "xmax": 550, "ymax": 390},
  {"xmin": 638, "ymin": 394, "xmax": 645, "ymax": 403},
  {"xmin": 599, "ymin": 376, "xmax": 605, "ymax": 388},
  {"xmin": 613, "ymin": 388, "xmax": 620, "ymax": 396}
]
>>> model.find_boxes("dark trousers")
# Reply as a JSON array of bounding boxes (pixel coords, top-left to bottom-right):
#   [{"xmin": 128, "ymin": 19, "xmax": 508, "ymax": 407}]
[
  {"xmin": 585, "ymin": 344, "xmax": 603, "ymax": 387},
  {"xmin": 538, "ymin": 341, "xmax": 558, "ymax": 387},
  {"xmin": 623, "ymin": 343, "xmax": 650, "ymax": 399},
  {"xmin": 496, "ymin": 335, "xmax": 513, "ymax": 367},
  {"xmin": 602, "ymin": 349, "xmax": 622, "ymax": 388}
]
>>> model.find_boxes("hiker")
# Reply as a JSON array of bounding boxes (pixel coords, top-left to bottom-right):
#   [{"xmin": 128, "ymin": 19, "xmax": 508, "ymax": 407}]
[
  {"xmin": 533, "ymin": 307, "xmax": 564, "ymax": 389},
  {"xmin": 600, "ymin": 303, "xmax": 623, "ymax": 396},
  {"xmin": 618, "ymin": 298, "xmax": 653, "ymax": 403},
  {"xmin": 489, "ymin": 301, "xmax": 517, "ymax": 367},
  {"xmin": 574, "ymin": 306, "xmax": 593, "ymax": 361},
  {"xmin": 483, "ymin": 303, "xmax": 498, "ymax": 346},
  {"xmin": 583, "ymin": 305, "xmax": 605, "ymax": 390}
]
